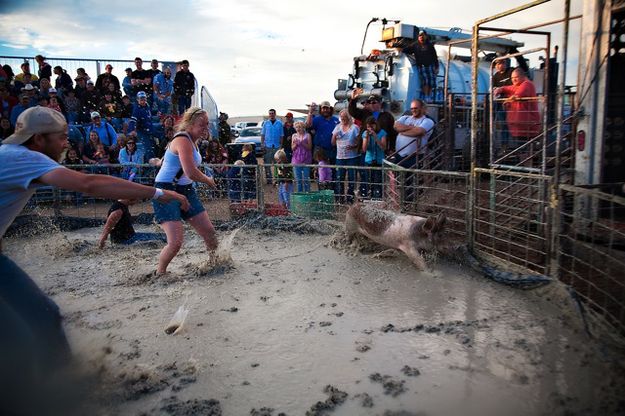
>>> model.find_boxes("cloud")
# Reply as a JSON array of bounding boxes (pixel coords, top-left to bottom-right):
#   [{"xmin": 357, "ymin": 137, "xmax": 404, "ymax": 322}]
[{"xmin": 0, "ymin": 0, "xmax": 581, "ymax": 115}]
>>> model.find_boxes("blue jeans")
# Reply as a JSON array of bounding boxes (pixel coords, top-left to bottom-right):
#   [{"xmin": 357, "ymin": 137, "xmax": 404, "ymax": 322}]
[
  {"xmin": 293, "ymin": 165, "xmax": 311, "ymax": 192},
  {"xmin": 178, "ymin": 96, "xmax": 192, "ymax": 115},
  {"xmin": 363, "ymin": 163, "xmax": 383, "ymax": 199},
  {"xmin": 278, "ymin": 182, "xmax": 293, "ymax": 208},
  {"xmin": 335, "ymin": 156, "xmax": 360, "ymax": 203},
  {"xmin": 156, "ymin": 97, "xmax": 171, "ymax": 115}
]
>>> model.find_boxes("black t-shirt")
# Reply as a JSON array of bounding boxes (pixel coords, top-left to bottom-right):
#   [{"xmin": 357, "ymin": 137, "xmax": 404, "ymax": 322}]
[
  {"xmin": 108, "ymin": 201, "xmax": 135, "ymax": 243},
  {"xmin": 131, "ymin": 69, "xmax": 152, "ymax": 95}
]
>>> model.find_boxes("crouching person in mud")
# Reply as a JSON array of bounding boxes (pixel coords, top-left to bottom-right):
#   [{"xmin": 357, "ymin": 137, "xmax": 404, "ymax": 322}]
[
  {"xmin": 98, "ymin": 199, "xmax": 167, "ymax": 248},
  {"xmin": 345, "ymin": 202, "xmax": 446, "ymax": 270},
  {"xmin": 152, "ymin": 106, "xmax": 219, "ymax": 275},
  {"xmin": 0, "ymin": 107, "xmax": 189, "ymax": 415}
]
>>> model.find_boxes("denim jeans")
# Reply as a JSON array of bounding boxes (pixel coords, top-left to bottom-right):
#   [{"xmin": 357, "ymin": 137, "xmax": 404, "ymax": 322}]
[
  {"xmin": 293, "ymin": 165, "xmax": 311, "ymax": 192},
  {"xmin": 335, "ymin": 156, "xmax": 360, "ymax": 203},
  {"xmin": 363, "ymin": 163, "xmax": 383, "ymax": 199},
  {"xmin": 178, "ymin": 96, "xmax": 192, "ymax": 115},
  {"xmin": 156, "ymin": 97, "xmax": 171, "ymax": 115},
  {"xmin": 278, "ymin": 182, "xmax": 293, "ymax": 208}
]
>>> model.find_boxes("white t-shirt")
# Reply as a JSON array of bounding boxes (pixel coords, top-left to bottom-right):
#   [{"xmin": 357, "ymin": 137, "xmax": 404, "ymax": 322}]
[
  {"xmin": 395, "ymin": 115, "xmax": 435, "ymax": 157},
  {"xmin": 0, "ymin": 144, "xmax": 64, "ymax": 238}
]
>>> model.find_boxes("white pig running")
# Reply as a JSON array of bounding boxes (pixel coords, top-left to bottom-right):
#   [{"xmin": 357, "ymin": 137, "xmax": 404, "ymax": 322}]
[{"xmin": 345, "ymin": 203, "xmax": 446, "ymax": 270}]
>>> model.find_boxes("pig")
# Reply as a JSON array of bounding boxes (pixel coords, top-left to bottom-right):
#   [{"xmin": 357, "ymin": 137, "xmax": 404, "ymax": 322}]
[{"xmin": 345, "ymin": 203, "xmax": 446, "ymax": 270}]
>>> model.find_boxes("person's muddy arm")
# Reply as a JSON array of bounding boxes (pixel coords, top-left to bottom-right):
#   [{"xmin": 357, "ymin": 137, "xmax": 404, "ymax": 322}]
[{"xmin": 98, "ymin": 209, "xmax": 123, "ymax": 248}]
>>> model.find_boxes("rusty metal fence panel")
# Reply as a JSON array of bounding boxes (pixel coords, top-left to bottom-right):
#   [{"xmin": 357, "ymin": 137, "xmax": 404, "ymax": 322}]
[
  {"xmin": 556, "ymin": 184, "xmax": 625, "ymax": 332},
  {"xmin": 472, "ymin": 167, "xmax": 553, "ymax": 275}
]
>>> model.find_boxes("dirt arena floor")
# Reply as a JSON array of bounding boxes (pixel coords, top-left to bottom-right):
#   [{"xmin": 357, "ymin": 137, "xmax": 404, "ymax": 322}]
[{"xmin": 4, "ymin": 217, "xmax": 625, "ymax": 416}]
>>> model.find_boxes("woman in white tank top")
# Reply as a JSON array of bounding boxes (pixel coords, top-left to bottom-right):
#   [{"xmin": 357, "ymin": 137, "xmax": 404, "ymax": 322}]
[{"xmin": 152, "ymin": 107, "xmax": 218, "ymax": 274}]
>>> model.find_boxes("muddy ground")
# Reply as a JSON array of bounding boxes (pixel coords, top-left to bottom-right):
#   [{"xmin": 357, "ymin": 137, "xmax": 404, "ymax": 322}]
[{"xmin": 4, "ymin": 218, "xmax": 625, "ymax": 416}]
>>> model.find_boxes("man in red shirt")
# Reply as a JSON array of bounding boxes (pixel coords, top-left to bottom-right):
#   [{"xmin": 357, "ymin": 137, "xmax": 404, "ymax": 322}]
[{"xmin": 495, "ymin": 68, "xmax": 541, "ymax": 153}]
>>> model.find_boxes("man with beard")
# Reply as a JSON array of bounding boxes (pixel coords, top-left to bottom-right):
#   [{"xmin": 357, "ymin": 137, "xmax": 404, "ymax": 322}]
[
  {"xmin": 153, "ymin": 66, "xmax": 174, "ymax": 115},
  {"xmin": 306, "ymin": 100, "xmax": 339, "ymax": 166},
  {"xmin": 95, "ymin": 64, "xmax": 121, "ymax": 96}
]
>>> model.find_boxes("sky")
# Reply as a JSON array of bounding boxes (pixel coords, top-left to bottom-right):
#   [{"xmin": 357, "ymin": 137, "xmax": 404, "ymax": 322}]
[{"xmin": 0, "ymin": 0, "xmax": 582, "ymax": 117}]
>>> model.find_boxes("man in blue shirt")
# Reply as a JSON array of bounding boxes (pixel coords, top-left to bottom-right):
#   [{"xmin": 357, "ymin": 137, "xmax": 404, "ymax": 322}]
[
  {"xmin": 306, "ymin": 100, "xmax": 339, "ymax": 165},
  {"xmin": 85, "ymin": 111, "xmax": 118, "ymax": 149},
  {"xmin": 0, "ymin": 107, "xmax": 188, "ymax": 414},
  {"xmin": 153, "ymin": 67, "xmax": 174, "ymax": 115},
  {"xmin": 260, "ymin": 108, "xmax": 283, "ymax": 184}
]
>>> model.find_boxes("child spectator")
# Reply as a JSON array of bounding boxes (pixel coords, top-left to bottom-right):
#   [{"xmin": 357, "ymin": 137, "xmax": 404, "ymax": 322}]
[
  {"xmin": 227, "ymin": 160, "xmax": 245, "ymax": 202},
  {"xmin": 361, "ymin": 116, "xmax": 387, "ymax": 199},
  {"xmin": 63, "ymin": 89, "xmax": 81, "ymax": 124},
  {"xmin": 291, "ymin": 121, "xmax": 313, "ymax": 192},
  {"xmin": 93, "ymin": 143, "xmax": 110, "ymax": 164},
  {"xmin": 274, "ymin": 149, "xmax": 293, "ymax": 209},
  {"xmin": 62, "ymin": 147, "xmax": 84, "ymax": 167},
  {"xmin": 0, "ymin": 117, "xmax": 14, "ymax": 143},
  {"xmin": 314, "ymin": 147, "xmax": 333, "ymax": 190},
  {"xmin": 47, "ymin": 96, "xmax": 62, "ymax": 113}
]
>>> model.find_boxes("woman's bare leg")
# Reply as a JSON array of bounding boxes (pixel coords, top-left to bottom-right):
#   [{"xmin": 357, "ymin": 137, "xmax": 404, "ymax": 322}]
[{"xmin": 157, "ymin": 221, "xmax": 184, "ymax": 274}]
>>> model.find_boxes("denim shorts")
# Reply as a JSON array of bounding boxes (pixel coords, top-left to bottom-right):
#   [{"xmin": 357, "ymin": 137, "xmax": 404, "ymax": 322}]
[{"xmin": 152, "ymin": 182, "xmax": 205, "ymax": 223}]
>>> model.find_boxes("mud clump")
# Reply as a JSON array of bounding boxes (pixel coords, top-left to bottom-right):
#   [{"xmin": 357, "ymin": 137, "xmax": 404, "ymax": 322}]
[
  {"xmin": 354, "ymin": 392, "xmax": 374, "ymax": 408},
  {"xmin": 158, "ymin": 396, "xmax": 221, "ymax": 415},
  {"xmin": 305, "ymin": 385, "xmax": 348, "ymax": 416},
  {"xmin": 250, "ymin": 407, "xmax": 287, "ymax": 416},
  {"xmin": 401, "ymin": 365, "xmax": 421, "ymax": 377},
  {"xmin": 369, "ymin": 373, "xmax": 407, "ymax": 397}
]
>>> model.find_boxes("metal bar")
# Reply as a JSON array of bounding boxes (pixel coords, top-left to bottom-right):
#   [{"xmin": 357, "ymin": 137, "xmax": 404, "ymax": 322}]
[
  {"xmin": 476, "ymin": 0, "xmax": 550, "ymax": 26},
  {"xmin": 551, "ymin": 0, "xmax": 571, "ymax": 279}
]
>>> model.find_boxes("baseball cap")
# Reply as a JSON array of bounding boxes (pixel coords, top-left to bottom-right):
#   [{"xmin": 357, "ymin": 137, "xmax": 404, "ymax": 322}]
[
  {"xmin": 90, "ymin": 111, "xmax": 101, "ymax": 119},
  {"xmin": 137, "ymin": 91, "xmax": 147, "ymax": 99},
  {"xmin": 319, "ymin": 101, "xmax": 332, "ymax": 108},
  {"xmin": 86, "ymin": 79, "xmax": 94, "ymax": 85},
  {"xmin": 286, "ymin": 112, "xmax": 293, "ymax": 117},
  {"xmin": 3, "ymin": 106, "xmax": 67, "ymax": 145},
  {"xmin": 48, "ymin": 87, "xmax": 57, "ymax": 94},
  {"xmin": 366, "ymin": 95, "xmax": 381, "ymax": 103}
]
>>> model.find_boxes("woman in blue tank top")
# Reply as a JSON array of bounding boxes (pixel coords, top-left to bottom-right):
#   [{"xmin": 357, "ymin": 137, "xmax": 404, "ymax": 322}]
[{"xmin": 152, "ymin": 107, "xmax": 218, "ymax": 274}]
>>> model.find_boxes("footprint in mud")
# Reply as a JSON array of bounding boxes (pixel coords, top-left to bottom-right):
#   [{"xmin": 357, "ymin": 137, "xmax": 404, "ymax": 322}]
[
  {"xmin": 369, "ymin": 373, "xmax": 407, "ymax": 397},
  {"xmin": 306, "ymin": 385, "xmax": 348, "ymax": 416},
  {"xmin": 250, "ymin": 407, "xmax": 287, "ymax": 416},
  {"xmin": 353, "ymin": 392, "xmax": 374, "ymax": 408},
  {"xmin": 401, "ymin": 365, "xmax": 421, "ymax": 377},
  {"xmin": 158, "ymin": 396, "xmax": 221, "ymax": 415}
]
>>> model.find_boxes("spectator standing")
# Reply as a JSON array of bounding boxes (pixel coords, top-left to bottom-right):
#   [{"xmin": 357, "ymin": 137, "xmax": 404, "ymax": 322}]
[
  {"xmin": 393, "ymin": 99, "xmax": 435, "ymax": 202},
  {"xmin": 492, "ymin": 55, "xmax": 529, "ymax": 152},
  {"xmin": 152, "ymin": 106, "xmax": 218, "ymax": 275},
  {"xmin": 217, "ymin": 112, "xmax": 231, "ymax": 146},
  {"xmin": 14, "ymin": 62, "xmax": 39, "ymax": 88},
  {"xmin": 290, "ymin": 121, "xmax": 312, "ymax": 192},
  {"xmin": 348, "ymin": 90, "xmax": 395, "ymax": 152},
  {"xmin": 153, "ymin": 67, "xmax": 174, "ymax": 115},
  {"xmin": 314, "ymin": 147, "xmax": 332, "ymax": 190},
  {"xmin": 282, "ymin": 112, "xmax": 295, "ymax": 162},
  {"xmin": 73, "ymin": 76, "xmax": 87, "ymax": 103},
  {"xmin": 401, "ymin": 30, "xmax": 439, "ymax": 100},
  {"xmin": 148, "ymin": 59, "xmax": 161, "ymax": 109},
  {"xmin": 76, "ymin": 68, "xmax": 91, "ymax": 82},
  {"xmin": 122, "ymin": 67, "xmax": 133, "ymax": 98},
  {"xmin": 53, "ymin": 66, "xmax": 73, "ymax": 95},
  {"xmin": 361, "ymin": 116, "xmax": 387, "ymax": 199},
  {"xmin": 274, "ymin": 148, "xmax": 293, "ymax": 209},
  {"xmin": 95, "ymin": 64, "xmax": 121, "ymax": 96},
  {"xmin": 173, "ymin": 59, "xmax": 195, "ymax": 114},
  {"xmin": 131, "ymin": 57, "xmax": 152, "ymax": 103},
  {"xmin": 34, "ymin": 55, "xmax": 52, "ymax": 82},
  {"xmin": 260, "ymin": 108, "xmax": 283, "ymax": 184},
  {"xmin": 129, "ymin": 91, "xmax": 155, "ymax": 159},
  {"xmin": 306, "ymin": 100, "xmax": 339, "ymax": 166},
  {"xmin": 331, "ymin": 109, "xmax": 361, "ymax": 204},
  {"xmin": 494, "ymin": 68, "xmax": 541, "ymax": 159},
  {"xmin": 81, "ymin": 79, "xmax": 100, "ymax": 122}
]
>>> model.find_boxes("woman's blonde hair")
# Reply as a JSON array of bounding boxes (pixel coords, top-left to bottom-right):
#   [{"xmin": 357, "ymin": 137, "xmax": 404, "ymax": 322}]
[
  {"xmin": 339, "ymin": 109, "xmax": 353, "ymax": 126},
  {"xmin": 175, "ymin": 106, "xmax": 208, "ymax": 132}
]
